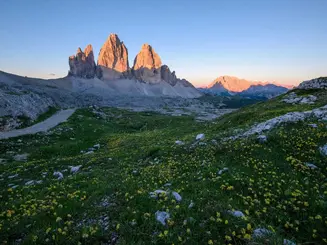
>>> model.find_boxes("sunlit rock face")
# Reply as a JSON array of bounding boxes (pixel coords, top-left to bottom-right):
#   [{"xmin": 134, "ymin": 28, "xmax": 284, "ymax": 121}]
[
  {"xmin": 68, "ymin": 45, "xmax": 96, "ymax": 78},
  {"xmin": 132, "ymin": 44, "xmax": 162, "ymax": 83},
  {"xmin": 97, "ymin": 34, "xmax": 130, "ymax": 80},
  {"xmin": 208, "ymin": 76, "xmax": 252, "ymax": 93}
]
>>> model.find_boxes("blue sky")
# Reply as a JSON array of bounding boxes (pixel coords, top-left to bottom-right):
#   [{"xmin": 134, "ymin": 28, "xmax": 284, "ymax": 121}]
[{"xmin": 0, "ymin": 0, "xmax": 326, "ymax": 86}]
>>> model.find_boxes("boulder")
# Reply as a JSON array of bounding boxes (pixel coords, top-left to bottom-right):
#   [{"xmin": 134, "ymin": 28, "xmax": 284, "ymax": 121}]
[
  {"xmin": 68, "ymin": 45, "xmax": 96, "ymax": 78},
  {"xmin": 196, "ymin": 133, "xmax": 205, "ymax": 140},
  {"xmin": 282, "ymin": 92, "xmax": 317, "ymax": 104},
  {"xmin": 155, "ymin": 211, "xmax": 170, "ymax": 225}
]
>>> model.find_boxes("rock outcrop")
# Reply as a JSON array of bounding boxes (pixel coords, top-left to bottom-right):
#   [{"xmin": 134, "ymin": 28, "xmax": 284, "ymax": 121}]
[
  {"xmin": 132, "ymin": 44, "xmax": 162, "ymax": 83},
  {"xmin": 282, "ymin": 92, "xmax": 317, "ymax": 104},
  {"xmin": 297, "ymin": 77, "xmax": 327, "ymax": 89},
  {"xmin": 228, "ymin": 104, "xmax": 327, "ymax": 140},
  {"xmin": 160, "ymin": 65, "xmax": 193, "ymax": 87},
  {"xmin": 66, "ymin": 34, "xmax": 199, "ymax": 96},
  {"xmin": 161, "ymin": 65, "xmax": 177, "ymax": 86},
  {"xmin": 97, "ymin": 34, "xmax": 129, "ymax": 80},
  {"xmin": 68, "ymin": 45, "xmax": 96, "ymax": 78}
]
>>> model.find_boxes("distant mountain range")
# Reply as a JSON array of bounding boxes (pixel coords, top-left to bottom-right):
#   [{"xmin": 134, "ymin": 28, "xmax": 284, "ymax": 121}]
[{"xmin": 199, "ymin": 76, "xmax": 293, "ymax": 98}]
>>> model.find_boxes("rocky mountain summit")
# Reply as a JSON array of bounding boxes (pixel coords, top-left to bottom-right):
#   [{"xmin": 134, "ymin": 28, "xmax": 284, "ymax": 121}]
[
  {"xmin": 208, "ymin": 76, "xmax": 252, "ymax": 93},
  {"xmin": 97, "ymin": 34, "xmax": 130, "ymax": 80},
  {"xmin": 68, "ymin": 45, "xmax": 96, "ymax": 78},
  {"xmin": 132, "ymin": 44, "xmax": 162, "ymax": 83},
  {"xmin": 203, "ymin": 76, "xmax": 290, "ymax": 98},
  {"xmin": 68, "ymin": 33, "xmax": 195, "ymax": 90}
]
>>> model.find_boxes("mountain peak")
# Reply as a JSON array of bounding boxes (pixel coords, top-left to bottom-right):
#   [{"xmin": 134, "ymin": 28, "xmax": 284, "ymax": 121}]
[
  {"xmin": 209, "ymin": 76, "xmax": 251, "ymax": 92},
  {"xmin": 68, "ymin": 45, "xmax": 96, "ymax": 78},
  {"xmin": 205, "ymin": 75, "xmax": 290, "ymax": 98},
  {"xmin": 97, "ymin": 34, "xmax": 129, "ymax": 78},
  {"xmin": 133, "ymin": 44, "xmax": 162, "ymax": 70}
]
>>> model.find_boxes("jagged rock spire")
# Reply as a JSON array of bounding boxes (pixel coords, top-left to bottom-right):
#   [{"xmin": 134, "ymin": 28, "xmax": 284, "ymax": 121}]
[{"xmin": 68, "ymin": 44, "xmax": 96, "ymax": 78}]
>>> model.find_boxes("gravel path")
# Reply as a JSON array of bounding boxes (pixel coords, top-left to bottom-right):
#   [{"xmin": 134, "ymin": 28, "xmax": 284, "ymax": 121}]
[{"xmin": 0, "ymin": 109, "xmax": 76, "ymax": 140}]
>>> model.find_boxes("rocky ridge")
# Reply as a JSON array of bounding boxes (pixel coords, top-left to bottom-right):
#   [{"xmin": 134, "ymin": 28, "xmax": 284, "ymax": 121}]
[
  {"xmin": 68, "ymin": 33, "xmax": 193, "ymax": 88},
  {"xmin": 68, "ymin": 45, "xmax": 96, "ymax": 78},
  {"xmin": 297, "ymin": 77, "xmax": 327, "ymax": 89},
  {"xmin": 202, "ymin": 76, "xmax": 291, "ymax": 98}
]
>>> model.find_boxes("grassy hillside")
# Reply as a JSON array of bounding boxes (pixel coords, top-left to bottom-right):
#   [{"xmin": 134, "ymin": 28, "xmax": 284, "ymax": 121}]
[{"xmin": 0, "ymin": 89, "xmax": 326, "ymax": 244}]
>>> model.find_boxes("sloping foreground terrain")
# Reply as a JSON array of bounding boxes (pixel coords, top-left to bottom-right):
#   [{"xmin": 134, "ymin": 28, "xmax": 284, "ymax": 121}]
[
  {"xmin": 0, "ymin": 87, "xmax": 326, "ymax": 244},
  {"xmin": 0, "ymin": 70, "xmax": 215, "ymax": 131}
]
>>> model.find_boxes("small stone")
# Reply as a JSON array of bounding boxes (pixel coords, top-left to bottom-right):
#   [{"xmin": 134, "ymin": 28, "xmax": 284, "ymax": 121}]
[
  {"xmin": 320, "ymin": 144, "xmax": 327, "ymax": 156},
  {"xmin": 155, "ymin": 211, "xmax": 170, "ymax": 225},
  {"xmin": 53, "ymin": 171, "xmax": 64, "ymax": 180},
  {"xmin": 305, "ymin": 162, "xmax": 318, "ymax": 169},
  {"xmin": 150, "ymin": 190, "xmax": 167, "ymax": 198},
  {"xmin": 175, "ymin": 140, "xmax": 184, "ymax": 145},
  {"xmin": 8, "ymin": 174, "xmax": 19, "ymax": 179},
  {"xmin": 25, "ymin": 180, "xmax": 35, "ymax": 186},
  {"xmin": 70, "ymin": 165, "xmax": 82, "ymax": 174},
  {"xmin": 284, "ymin": 239, "xmax": 296, "ymax": 245},
  {"xmin": 172, "ymin": 191, "xmax": 182, "ymax": 202},
  {"xmin": 85, "ymin": 151, "xmax": 94, "ymax": 155},
  {"xmin": 188, "ymin": 201, "xmax": 195, "ymax": 209},
  {"xmin": 308, "ymin": 123, "xmax": 318, "ymax": 128},
  {"xmin": 217, "ymin": 167, "xmax": 229, "ymax": 175},
  {"xmin": 228, "ymin": 210, "xmax": 245, "ymax": 218},
  {"xmin": 13, "ymin": 153, "xmax": 29, "ymax": 161},
  {"xmin": 196, "ymin": 133, "xmax": 205, "ymax": 140},
  {"xmin": 94, "ymin": 144, "xmax": 100, "ymax": 149},
  {"xmin": 253, "ymin": 228, "xmax": 271, "ymax": 238},
  {"xmin": 257, "ymin": 135, "xmax": 267, "ymax": 143}
]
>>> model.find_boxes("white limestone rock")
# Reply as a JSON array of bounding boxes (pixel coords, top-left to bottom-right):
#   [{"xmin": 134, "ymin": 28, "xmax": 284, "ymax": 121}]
[
  {"xmin": 155, "ymin": 211, "xmax": 170, "ymax": 225},
  {"xmin": 196, "ymin": 133, "xmax": 205, "ymax": 140}
]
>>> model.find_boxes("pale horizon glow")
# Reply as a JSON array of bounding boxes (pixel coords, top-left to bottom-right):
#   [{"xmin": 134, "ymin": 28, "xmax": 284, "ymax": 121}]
[{"xmin": 0, "ymin": 0, "xmax": 326, "ymax": 87}]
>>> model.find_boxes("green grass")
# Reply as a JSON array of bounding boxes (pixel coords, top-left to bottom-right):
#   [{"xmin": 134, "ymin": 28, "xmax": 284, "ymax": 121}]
[
  {"xmin": 0, "ymin": 91, "xmax": 326, "ymax": 244},
  {"xmin": 33, "ymin": 107, "xmax": 59, "ymax": 124},
  {"xmin": 197, "ymin": 94, "xmax": 265, "ymax": 109},
  {"xmin": 16, "ymin": 107, "xmax": 59, "ymax": 129}
]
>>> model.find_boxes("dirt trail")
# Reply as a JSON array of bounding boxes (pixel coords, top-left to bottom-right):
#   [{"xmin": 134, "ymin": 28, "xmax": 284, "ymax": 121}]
[{"xmin": 0, "ymin": 109, "xmax": 76, "ymax": 140}]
